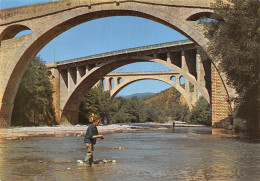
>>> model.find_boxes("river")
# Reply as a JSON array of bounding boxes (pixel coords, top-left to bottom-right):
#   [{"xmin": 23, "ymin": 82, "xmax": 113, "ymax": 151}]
[{"xmin": 0, "ymin": 127, "xmax": 259, "ymax": 181}]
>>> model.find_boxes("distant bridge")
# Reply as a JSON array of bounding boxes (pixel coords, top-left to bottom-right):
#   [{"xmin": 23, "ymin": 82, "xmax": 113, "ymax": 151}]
[{"xmin": 103, "ymin": 71, "xmax": 208, "ymax": 109}]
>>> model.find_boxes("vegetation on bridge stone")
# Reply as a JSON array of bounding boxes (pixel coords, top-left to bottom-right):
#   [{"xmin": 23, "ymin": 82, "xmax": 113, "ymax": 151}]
[
  {"xmin": 12, "ymin": 56, "xmax": 56, "ymax": 126},
  {"xmin": 202, "ymin": 0, "xmax": 259, "ymax": 130}
]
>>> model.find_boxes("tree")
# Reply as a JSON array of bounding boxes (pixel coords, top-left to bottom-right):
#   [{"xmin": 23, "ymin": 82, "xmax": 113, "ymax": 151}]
[
  {"xmin": 78, "ymin": 83, "xmax": 113, "ymax": 124},
  {"xmin": 146, "ymin": 103, "xmax": 167, "ymax": 123},
  {"xmin": 202, "ymin": 0, "xmax": 260, "ymax": 129},
  {"xmin": 12, "ymin": 56, "xmax": 56, "ymax": 126},
  {"xmin": 110, "ymin": 96, "xmax": 149, "ymax": 123},
  {"xmin": 171, "ymin": 104, "xmax": 190, "ymax": 122},
  {"xmin": 188, "ymin": 97, "xmax": 212, "ymax": 125}
]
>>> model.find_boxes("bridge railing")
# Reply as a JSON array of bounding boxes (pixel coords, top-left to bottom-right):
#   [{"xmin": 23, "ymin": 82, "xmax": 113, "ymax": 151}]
[
  {"xmin": 56, "ymin": 39, "xmax": 192, "ymax": 65},
  {"xmin": 107, "ymin": 70, "xmax": 177, "ymax": 75}
]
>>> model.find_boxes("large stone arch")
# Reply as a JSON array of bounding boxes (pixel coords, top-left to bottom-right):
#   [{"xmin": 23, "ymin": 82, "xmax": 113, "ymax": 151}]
[{"xmin": 0, "ymin": 0, "xmax": 231, "ymax": 127}]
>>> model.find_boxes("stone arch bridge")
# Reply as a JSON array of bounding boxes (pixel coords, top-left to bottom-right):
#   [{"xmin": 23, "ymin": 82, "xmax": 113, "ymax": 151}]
[
  {"xmin": 0, "ymin": 0, "xmax": 233, "ymax": 127},
  {"xmin": 103, "ymin": 70, "xmax": 209, "ymax": 109}
]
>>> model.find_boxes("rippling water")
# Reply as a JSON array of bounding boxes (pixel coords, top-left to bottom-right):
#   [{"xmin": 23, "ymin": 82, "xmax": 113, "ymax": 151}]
[{"xmin": 0, "ymin": 127, "xmax": 259, "ymax": 181}]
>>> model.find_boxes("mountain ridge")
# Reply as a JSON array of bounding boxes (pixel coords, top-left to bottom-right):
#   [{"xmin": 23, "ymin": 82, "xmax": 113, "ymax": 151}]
[{"xmin": 117, "ymin": 92, "xmax": 156, "ymax": 99}]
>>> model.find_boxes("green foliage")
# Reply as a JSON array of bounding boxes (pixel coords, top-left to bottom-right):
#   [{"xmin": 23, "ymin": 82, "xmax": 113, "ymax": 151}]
[
  {"xmin": 12, "ymin": 56, "xmax": 56, "ymax": 126},
  {"xmin": 110, "ymin": 96, "xmax": 155, "ymax": 123},
  {"xmin": 79, "ymin": 86, "xmax": 211, "ymax": 125},
  {"xmin": 144, "ymin": 87, "xmax": 182, "ymax": 113},
  {"xmin": 188, "ymin": 97, "xmax": 212, "ymax": 125},
  {"xmin": 144, "ymin": 87, "xmax": 190, "ymax": 123},
  {"xmin": 78, "ymin": 83, "xmax": 112, "ymax": 124},
  {"xmin": 146, "ymin": 103, "xmax": 167, "ymax": 123},
  {"xmin": 171, "ymin": 104, "xmax": 190, "ymax": 122},
  {"xmin": 79, "ymin": 86, "xmax": 167, "ymax": 124},
  {"xmin": 202, "ymin": 0, "xmax": 260, "ymax": 125}
]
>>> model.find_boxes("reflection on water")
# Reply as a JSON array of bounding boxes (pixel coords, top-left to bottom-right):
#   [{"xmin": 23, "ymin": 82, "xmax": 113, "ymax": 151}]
[{"xmin": 0, "ymin": 127, "xmax": 259, "ymax": 181}]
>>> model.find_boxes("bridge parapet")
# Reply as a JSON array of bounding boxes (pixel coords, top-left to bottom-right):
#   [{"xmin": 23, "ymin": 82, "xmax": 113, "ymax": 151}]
[
  {"xmin": 0, "ymin": 0, "xmax": 215, "ymax": 26},
  {"xmin": 55, "ymin": 39, "xmax": 192, "ymax": 65}
]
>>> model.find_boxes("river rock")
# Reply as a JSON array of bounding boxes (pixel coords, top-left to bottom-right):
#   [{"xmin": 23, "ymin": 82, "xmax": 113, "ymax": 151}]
[
  {"xmin": 113, "ymin": 147, "xmax": 127, "ymax": 150},
  {"xmin": 77, "ymin": 160, "xmax": 84, "ymax": 164},
  {"xmin": 93, "ymin": 159, "xmax": 116, "ymax": 164}
]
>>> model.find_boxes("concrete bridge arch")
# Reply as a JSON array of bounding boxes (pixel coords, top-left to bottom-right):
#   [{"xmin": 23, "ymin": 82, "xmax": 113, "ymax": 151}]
[
  {"xmin": 104, "ymin": 72, "xmax": 208, "ymax": 109},
  {"xmin": 52, "ymin": 51, "xmax": 210, "ymax": 125},
  {"xmin": 0, "ymin": 0, "xmax": 232, "ymax": 127},
  {"xmin": 111, "ymin": 78, "xmax": 191, "ymax": 106}
]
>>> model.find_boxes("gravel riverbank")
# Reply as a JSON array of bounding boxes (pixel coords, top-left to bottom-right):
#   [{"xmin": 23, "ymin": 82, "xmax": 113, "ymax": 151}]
[{"xmin": 0, "ymin": 122, "xmax": 205, "ymax": 139}]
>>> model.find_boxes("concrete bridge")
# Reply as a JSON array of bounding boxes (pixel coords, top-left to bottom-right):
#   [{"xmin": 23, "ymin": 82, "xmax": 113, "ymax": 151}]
[
  {"xmin": 47, "ymin": 39, "xmax": 209, "ymax": 125},
  {"xmin": 103, "ymin": 70, "xmax": 209, "ymax": 109},
  {"xmin": 0, "ymin": 0, "xmax": 233, "ymax": 127}
]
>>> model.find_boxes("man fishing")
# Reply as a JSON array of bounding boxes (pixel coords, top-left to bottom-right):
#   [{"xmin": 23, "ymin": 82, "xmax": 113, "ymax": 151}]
[{"xmin": 84, "ymin": 114, "xmax": 104, "ymax": 167}]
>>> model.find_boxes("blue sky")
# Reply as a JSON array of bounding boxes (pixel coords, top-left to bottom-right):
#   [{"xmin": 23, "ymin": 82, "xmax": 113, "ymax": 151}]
[{"xmin": 0, "ymin": 0, "xmax": 187, "ymax": 96}]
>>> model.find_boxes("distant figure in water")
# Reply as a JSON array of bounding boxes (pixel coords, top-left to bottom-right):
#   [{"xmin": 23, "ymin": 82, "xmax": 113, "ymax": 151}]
[{"xmin": 84, "ymin": 114, "xmax": 104, "ymax": 166}]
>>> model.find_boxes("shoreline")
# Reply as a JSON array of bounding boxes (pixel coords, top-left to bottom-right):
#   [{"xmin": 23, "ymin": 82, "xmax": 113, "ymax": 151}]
[{"xmin": 0, "ymin": 122, "xmax": 206, "ymax": 140}]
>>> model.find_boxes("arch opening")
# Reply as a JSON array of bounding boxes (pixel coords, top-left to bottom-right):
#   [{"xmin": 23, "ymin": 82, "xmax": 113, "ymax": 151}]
[
  {"xmin": 187, "ymin": 12, "xmax": 213, "ymax": 21},
  {"xmin": 180, "ymin": 76, "xmax": 186, "ymax": 89},
  {"xmin": 117, "ymin": 77, "xmax": 123, "ymax": 84},
  {"xmin": 102, "ymin": 78, "xmax": 106, "ymax": 90},
  {"xmin": 171, "ymin": 76, "xmax": 176, "ymax": 83},
  {"xmin": 110, "ymin": 78, "xmax": 114, "ymax": 89},
  {"xmin": 0, "ymin": 25, "xmax": 32, "ymax": 41},
  {"xmin": 37, "ymin": 16, "xmax": 187, "ymax": 63},
  {"xmin": 114, "ymin": 79, "xmax": 172, "ymax": 98}
]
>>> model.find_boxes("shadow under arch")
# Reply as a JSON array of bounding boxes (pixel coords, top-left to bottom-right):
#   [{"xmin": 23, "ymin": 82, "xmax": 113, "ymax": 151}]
[
  {"xmin": 110, "ymin": 78, "xmax": 191, "ymax": 109},
  {"xmin": 0, "ymin": 24, "xmax": 31, "ymax": 41},
  {"xmin": 0, "ymin": 4, "xmax": 226, "ymax": 126},
  {"xmin": 186, "ymin": 12, "xmax": 213, "ymax": 21}
]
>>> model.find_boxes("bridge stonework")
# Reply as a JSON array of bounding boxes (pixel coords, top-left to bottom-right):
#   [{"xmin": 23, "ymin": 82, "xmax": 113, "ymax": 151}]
[
  {"xmin": 211, "ymin": 65, "xmax": 232, "ymax": 127},
  {"xmin": 0, "ymin": 0, "xmax": 233, "ymax": 127}
]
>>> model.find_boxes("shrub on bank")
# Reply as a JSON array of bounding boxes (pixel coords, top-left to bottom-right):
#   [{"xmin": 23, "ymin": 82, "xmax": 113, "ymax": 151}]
[{"xmin": 188, "ymin": 97, "xmax": 212, "ymax": 126}]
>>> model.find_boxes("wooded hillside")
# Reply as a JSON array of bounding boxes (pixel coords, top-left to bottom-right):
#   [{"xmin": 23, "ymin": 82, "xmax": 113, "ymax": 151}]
[{"xmin": 144, "ymin": 87, "xmax": 187, "ymax": 112}]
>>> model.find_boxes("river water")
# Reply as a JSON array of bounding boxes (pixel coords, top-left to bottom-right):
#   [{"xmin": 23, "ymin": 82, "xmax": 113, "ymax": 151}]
[{"xmin": 0, "ymin": 127, "xmax": 259, "ymax": 181}]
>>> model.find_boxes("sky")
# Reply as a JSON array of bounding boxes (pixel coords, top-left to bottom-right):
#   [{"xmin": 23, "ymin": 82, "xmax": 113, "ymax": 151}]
[{"xmin": 0, "ymin": 0, "xmax": 187, "ymax": 96}]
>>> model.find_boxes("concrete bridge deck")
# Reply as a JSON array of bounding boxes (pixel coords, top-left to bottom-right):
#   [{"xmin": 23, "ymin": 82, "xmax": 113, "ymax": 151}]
[{"xmin": 55, "ymin": 39, "xmax": 192, "ymax": 65}]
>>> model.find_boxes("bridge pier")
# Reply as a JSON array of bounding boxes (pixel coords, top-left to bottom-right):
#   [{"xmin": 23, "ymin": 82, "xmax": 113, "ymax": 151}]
[
  {"xmin": 196, "ymin": 54, "xmax": 206, "ymax": 87},
  {"xmin": 181, "ymin": 50, "xmax": 189, "ymax": 72},
  {"xmin": 211, "ymin": 65, "xmax": 232, "ymax": 127},
  {"xmin": 0, "ymin": 103, "xmax": 13, "ymax": 127},
  {"xmin": 49, "ymin": 67, "xmax": 61, "ymax": 124},
  {"xmin": 68, "ymin": 67, "xmax": 76, "ymax": 92},
  {"xmin": 61, "ymin": 109, "xmax": 78, "ymax": 126},
  {"xmin": 175, "ymin": 75, "xmax": 180, "ymax": 86},
  {"xmin": 104, "ymin": 78, "xmax": 112, "ymax": 91}
]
